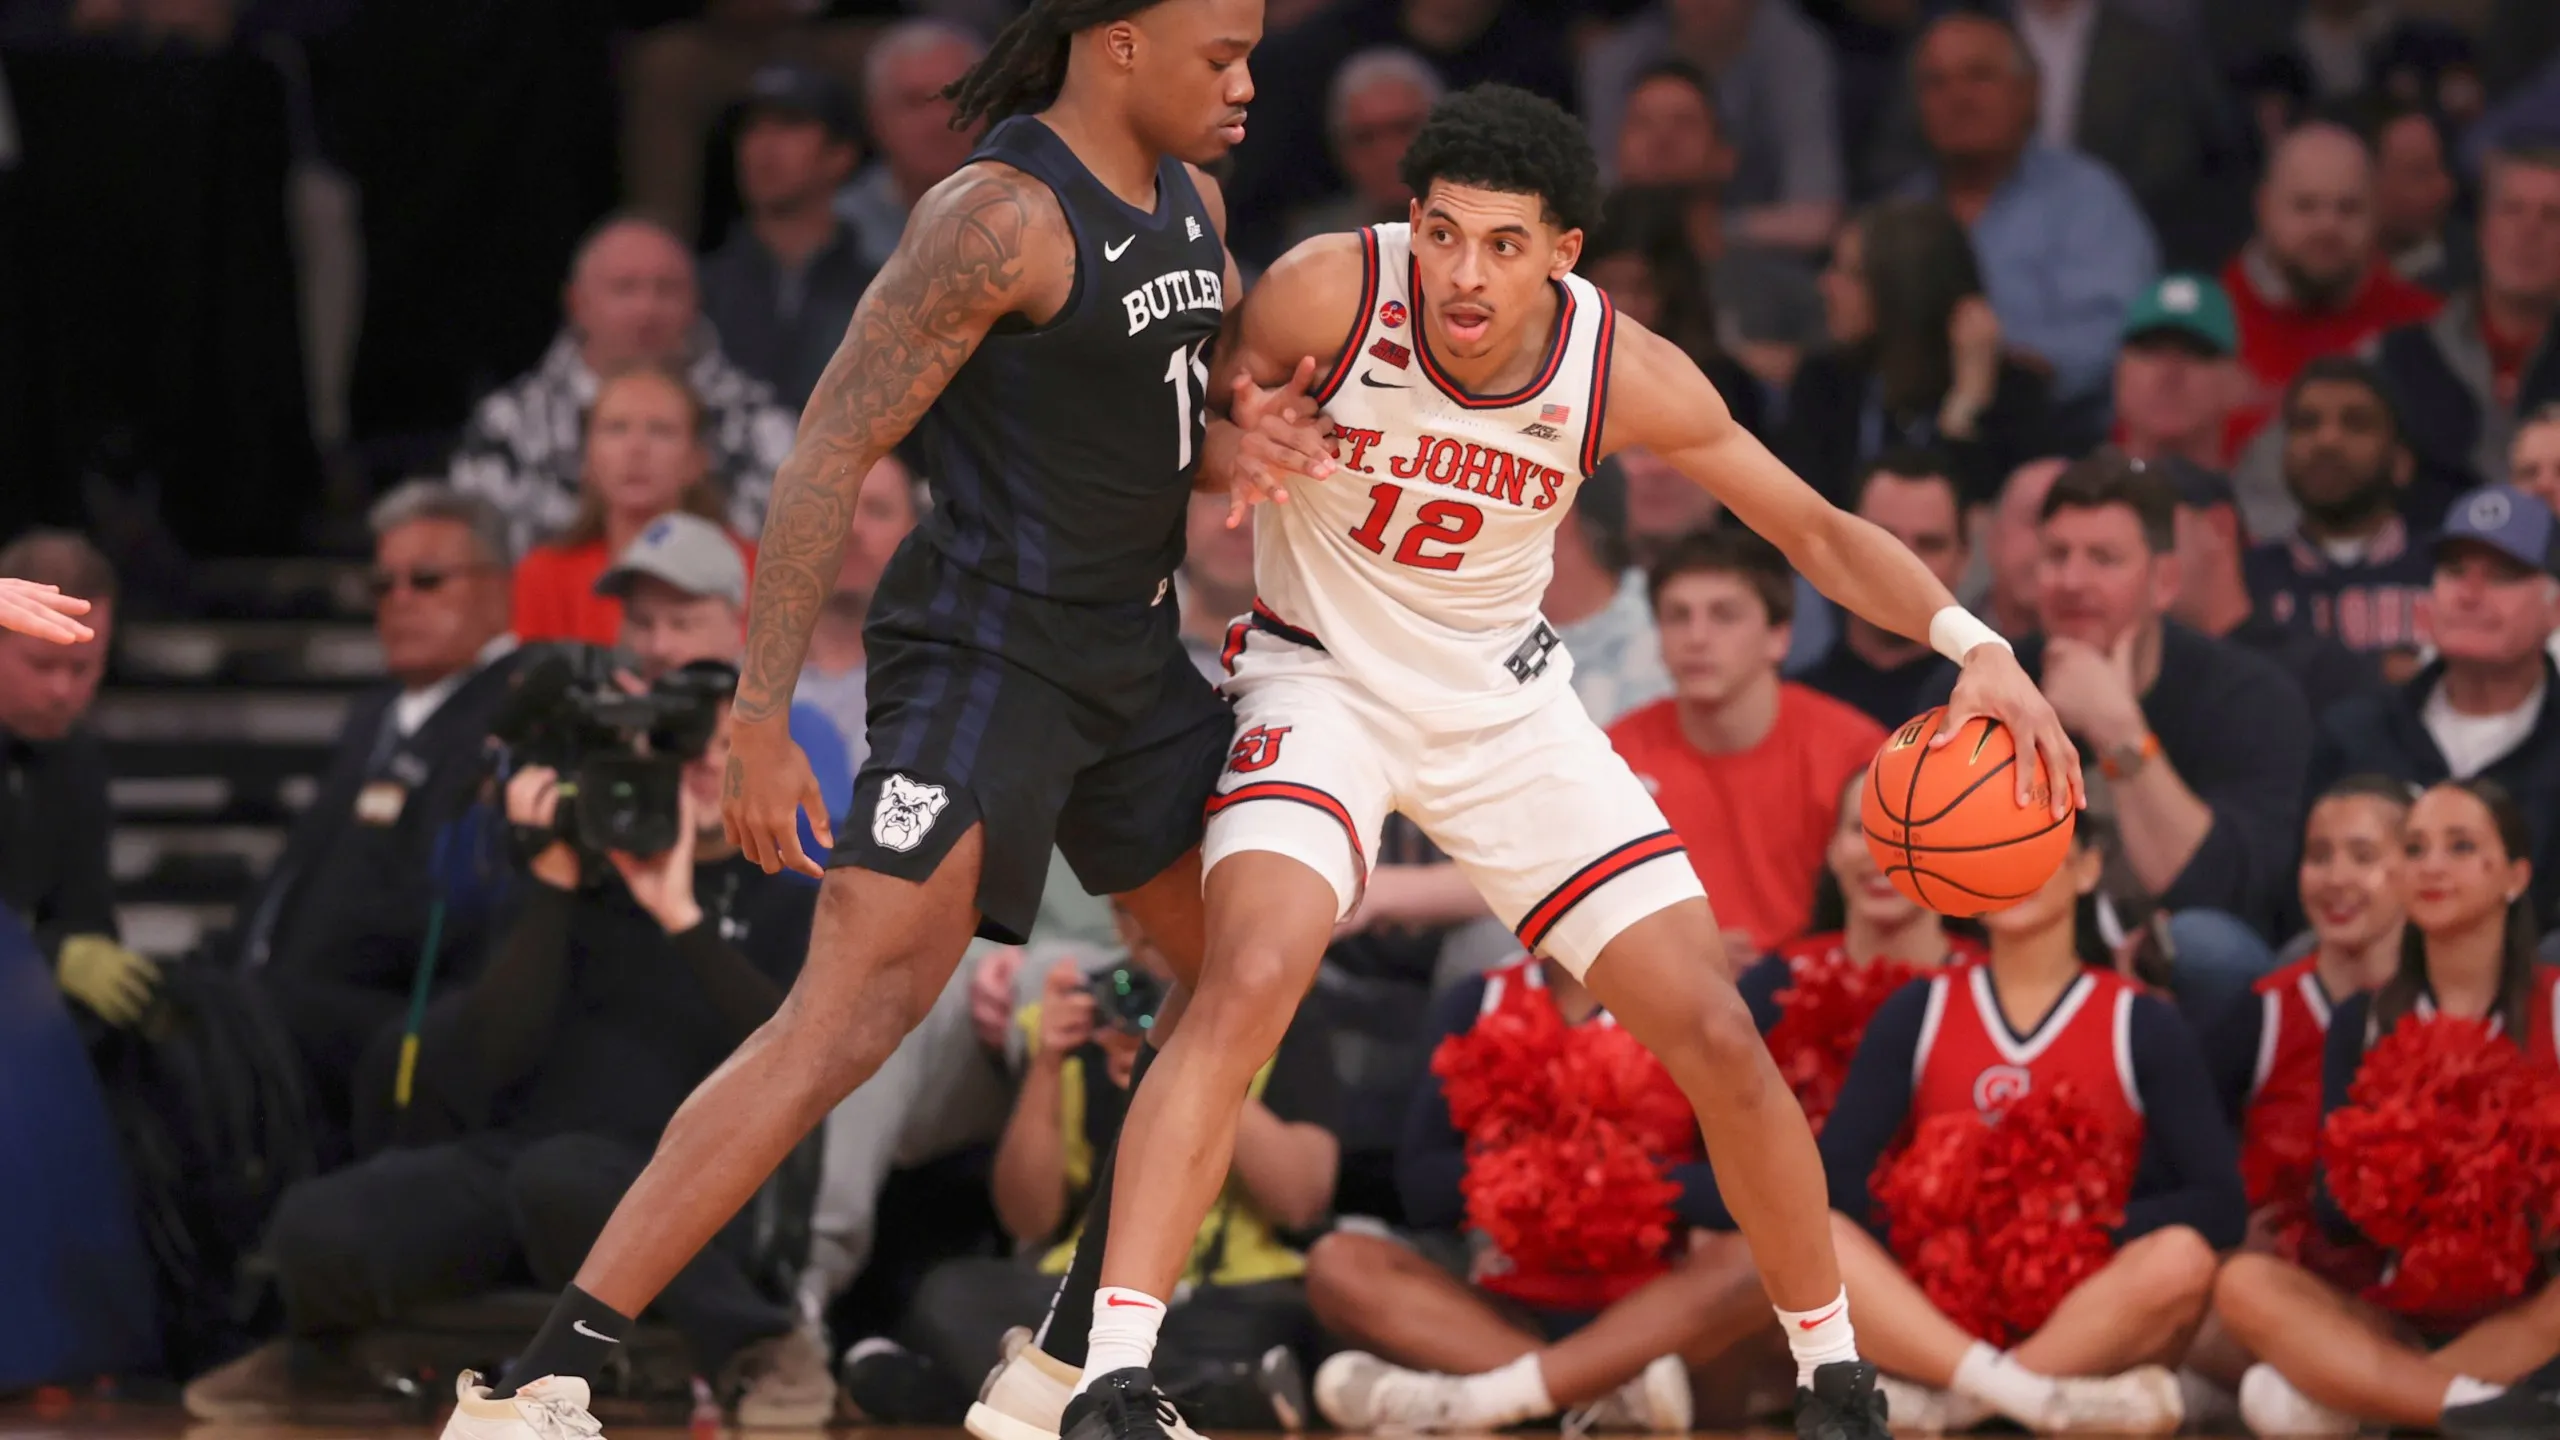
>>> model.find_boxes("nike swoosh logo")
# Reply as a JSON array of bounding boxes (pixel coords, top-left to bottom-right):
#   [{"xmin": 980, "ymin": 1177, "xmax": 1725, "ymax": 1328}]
[
  {"xmin": 1104, "ymin": 236, "xmax": 1135, "ymax": 261},
  {"xmin": 573, "ymin": 1320, "xmax": 622, "ymax": 1343},
  {"xmin": 1797, "ymin": 1304, "xmax": 1844, "ymax": 1331},
  {"xmin": 1105, "ymin": 1294, "xmax": 1160, "ymax": 1308},
  {"xmin": 1358, "ymin": 372, "xmax": 1406, "ymax": 388}
]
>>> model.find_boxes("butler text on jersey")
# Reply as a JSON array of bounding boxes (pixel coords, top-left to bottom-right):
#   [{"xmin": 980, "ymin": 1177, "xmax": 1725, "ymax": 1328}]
[{"xmin": 1123, "ymin": 268, "xmax": 1227, "ymax": 337}]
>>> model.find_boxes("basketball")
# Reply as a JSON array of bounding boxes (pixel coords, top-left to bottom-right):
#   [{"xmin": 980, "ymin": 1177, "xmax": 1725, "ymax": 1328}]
[{"xmin": 1861, "ymin": 707, "xmax": 2075, "ymax": 917}]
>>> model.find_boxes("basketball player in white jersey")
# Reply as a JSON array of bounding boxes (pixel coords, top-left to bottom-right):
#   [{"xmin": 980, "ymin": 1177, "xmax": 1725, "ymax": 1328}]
[{"xmin": 1001, "ymin": 84, "xmax": 2085, "ymax": 1440}]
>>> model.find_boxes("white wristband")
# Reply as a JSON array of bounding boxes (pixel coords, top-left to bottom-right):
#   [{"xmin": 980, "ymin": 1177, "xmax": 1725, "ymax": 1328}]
[{"xmin": 1929, "ymin": 605, "xmax": 2011, "ymax": 665}]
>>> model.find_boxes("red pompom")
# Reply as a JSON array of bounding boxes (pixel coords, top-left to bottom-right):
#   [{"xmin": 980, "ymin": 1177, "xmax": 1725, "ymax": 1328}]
[
  {"xmin": 1765, "ymin": 950, "xmax": 1930, "ymax": 1132},
  {"xmin": 2322, "ymin": 1014, "xmax": 2560, "ymax": 1323},
  {"xmin": 1431, "ymin": 972, "xmax": 1695, "ymax": 1286},
  {"xmin": 1465, "ymin": 1122, "xmax": 1682, "ymax": 1278},
  {"xmin": 1873, "ymin": 1083, "xmax": 2138, "ymax": 1345},
  {"xmin": 1434, "ymin": 993, "xmax": 1570, "ymax": 1146}
]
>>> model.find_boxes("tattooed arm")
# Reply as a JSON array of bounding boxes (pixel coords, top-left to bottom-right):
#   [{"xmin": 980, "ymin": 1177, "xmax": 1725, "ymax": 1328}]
[{"xmin": 722, "ymin": 161, "xmax": 1074, "ymax": 876}]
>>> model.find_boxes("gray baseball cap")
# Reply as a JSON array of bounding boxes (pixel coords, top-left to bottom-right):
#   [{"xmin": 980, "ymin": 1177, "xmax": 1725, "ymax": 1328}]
[{"xmin": 594, "ymin": 512, "xmax": 747, "ymax": 607}]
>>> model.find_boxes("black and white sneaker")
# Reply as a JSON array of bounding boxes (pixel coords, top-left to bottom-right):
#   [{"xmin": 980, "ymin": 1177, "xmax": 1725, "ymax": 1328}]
[
  {"xmin": 1797, "ymin": 1360, "xmax": 1891, "ymax": 1440},
  {"xmin": 1060, "ymin": 1367, "xmax": 1188, "ymax": 1440},
  {"xmin": 2442, "ymin": 1383, "xmax": 2560, "ymax": 1440}
]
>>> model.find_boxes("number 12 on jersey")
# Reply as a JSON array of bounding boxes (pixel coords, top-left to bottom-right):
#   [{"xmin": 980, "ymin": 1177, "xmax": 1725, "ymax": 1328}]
[
  {"xmin": 1348, "ymin": 482, "xmax": 1483, "ymax": 571},
  {"xmin": 1164, "ymin": 337, "xmax": 1211, "ymax": 470}
]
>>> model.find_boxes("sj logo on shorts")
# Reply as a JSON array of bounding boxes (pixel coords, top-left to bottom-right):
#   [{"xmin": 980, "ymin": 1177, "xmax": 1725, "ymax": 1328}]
[
  {"xmin": 872, "ymin": 774, "xmax": 951, "ymax": 853},
  {"xmin": 1226, "ymin": 725, "xmax": 1292, "ymax": 774}
]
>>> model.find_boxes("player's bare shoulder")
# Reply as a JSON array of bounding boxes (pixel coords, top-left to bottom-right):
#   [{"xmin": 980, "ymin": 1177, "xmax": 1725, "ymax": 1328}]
[
  {"xmin": 888, "ymin": 159, "xmax": 1079, "ymax": 328},
  {"xmin": 1238, "ymin": 231, "xmax": 1375, "ymax": 366},
  {"xmin": 1585, "ymin": 307, "xmax": 1741, "ymax": 463}
]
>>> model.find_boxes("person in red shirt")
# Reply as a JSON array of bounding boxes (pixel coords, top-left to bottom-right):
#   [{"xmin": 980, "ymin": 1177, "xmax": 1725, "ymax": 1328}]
[
  {"xmin": 1608, "ymin": 528, "xmax": 1887, "ymax": 956},
  {"xmin": 2220, "ymin": 123, "xmax": 2443, "ymax": 458},
  {"xmin": 511, "ymin": 362, "xmax": 754, "ymax": 644}
]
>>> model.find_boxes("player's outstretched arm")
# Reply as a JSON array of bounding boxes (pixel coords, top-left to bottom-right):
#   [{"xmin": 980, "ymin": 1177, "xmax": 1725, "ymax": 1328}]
[
  {"xmin": 1599, "ymin": 318, "xmax": 2084, "ymax": 815},
  {"xmin": 725, "ymin": 163, "xmax": 1072, "ymax": 874},
  {"xmin": 1197, "ymin": 233, "xmax": 1373, "ymax": 524}
]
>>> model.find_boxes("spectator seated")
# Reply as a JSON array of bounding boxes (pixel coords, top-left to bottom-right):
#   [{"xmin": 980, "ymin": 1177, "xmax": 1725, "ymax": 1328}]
[
  {"xmin": 2214, "ymin": 781, "xmax": 2560, "ymax": 1438},
  {"xmin": 1821, "ymin": 812, "xmax": 2243, "ymax": 1434},
  {"xmin": 181, "ymin": 700, "xmax": 832, "ymax": 1428},
  {"xmin": 234, "ymin": 485, "xmax": 521, "ymax": 1158},
  {"xmin": 1917, "ymin": 453, "xmax": 2310, "ymax": 1014},
  {"xmin": 847, "ymin": 904, "xmax": 1336, "ymax": 1430},
  {"xmin": 1303, "ymin": 955, "xmax": 1734, "ymax": 1435},
  {"xmin": 1610, "ymin": 529, "xmax": 1885, "ymax": 958},
  {"xmin": 2310, "ymin": 485, "xmax": 2560, "ymax": 926},
  {"xmin": 2180, "ymin": 775, "xmax": 2412, "ymax": 1409},
  {"xmin": 511, "ymin": 364, "xmax": 756, "ymax": 648},
  {"xmin": 449, "ymin": 217, "xmax": 796, "ymax": 557}
]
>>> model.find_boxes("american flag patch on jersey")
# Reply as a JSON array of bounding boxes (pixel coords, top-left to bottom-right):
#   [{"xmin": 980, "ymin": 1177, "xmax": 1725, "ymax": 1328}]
[
  {"xmin": 1540, "ymin": 403, "xmax": 1571, "ymax": 423},
  {"xmin": 1368, "ymin": 337, "xmax": 1411, "ymax": 368}
]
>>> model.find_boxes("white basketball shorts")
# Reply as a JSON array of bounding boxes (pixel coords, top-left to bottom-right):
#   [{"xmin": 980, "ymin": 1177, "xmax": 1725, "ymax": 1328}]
[{"xmin": 1201, "ymin": 643, "xmax": 1704, "ymax": 978}]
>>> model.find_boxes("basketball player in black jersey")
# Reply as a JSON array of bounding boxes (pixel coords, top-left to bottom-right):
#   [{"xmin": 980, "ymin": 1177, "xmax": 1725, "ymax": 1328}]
[{"xmin": 431, "ymin": 0, "xmax": 1334, "ymax": 1432}]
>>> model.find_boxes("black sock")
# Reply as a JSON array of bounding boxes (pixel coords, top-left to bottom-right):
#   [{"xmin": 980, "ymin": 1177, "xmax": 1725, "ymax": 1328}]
[
  {"xmin": 1036, "ymin": 1040, "xmax": 1160, "ymax": 1367},
  {"xmin": 492, "ymin": 1284, "xmax": 633, "ymax": 1398}
]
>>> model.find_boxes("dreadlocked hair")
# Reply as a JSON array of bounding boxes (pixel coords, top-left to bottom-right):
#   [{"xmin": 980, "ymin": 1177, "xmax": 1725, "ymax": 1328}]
[{"xmin": 943, "ymin": 0, "xmax": 1157, "ymax": 129}]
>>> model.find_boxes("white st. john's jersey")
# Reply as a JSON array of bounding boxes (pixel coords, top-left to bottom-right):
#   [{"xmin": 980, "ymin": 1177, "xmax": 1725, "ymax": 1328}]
[{"xmin": 1247, "ymin": 223, "xmax": 1618, "ymax": 731}]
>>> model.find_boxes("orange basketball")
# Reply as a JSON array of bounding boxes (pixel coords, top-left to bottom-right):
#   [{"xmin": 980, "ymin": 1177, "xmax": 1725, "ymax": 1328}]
[{"xmin": 1860, "ymin": 707, "xmax": 2075, "ymax": 917}]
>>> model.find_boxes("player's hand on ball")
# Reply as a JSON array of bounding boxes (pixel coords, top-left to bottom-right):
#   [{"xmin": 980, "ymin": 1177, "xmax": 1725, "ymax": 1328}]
[
  {"xmin": 1226, "ymin": 355, "xmax": 1337, "ymax": 529},
  {"xmin": 0, "ymin": 578, "xmax": 94, "ymax": 644},
  {"xmin": 1938, "ymin": 643, "xmax": 2085, "ymax": 818},
  {"xmin": 721, "ymin": 714, "xmax": 833, "ymax": 878}
]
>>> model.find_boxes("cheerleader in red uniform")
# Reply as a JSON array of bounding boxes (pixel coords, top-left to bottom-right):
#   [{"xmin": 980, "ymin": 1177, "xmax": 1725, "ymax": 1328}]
[
  {"xmin": 2202, "ymin": 776, "xmax": 2413, "ymax": 1247},
  {"xmin": 1740, "ymin": 772, "xmax": 1986, "ymax": 1131},
  {"xmin": 2214, "ymin": 780, "xmax": 2560, "ymax": 1438},
  {"xmin": 2184, "ymin": 777, "xmax": 2412, "ymax": 1407},
  {"xmin": 1305, "ymin": 954, "xmax": 1737, "ymax": 1435},
  {"xmin": 1819, "ymin": 810, "xmax": 2245, "ymax": 1434}
]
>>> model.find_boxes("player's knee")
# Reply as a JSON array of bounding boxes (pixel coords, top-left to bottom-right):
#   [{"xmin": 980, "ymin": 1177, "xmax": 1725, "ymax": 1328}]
[
  {"xmin": 2124, "ymin": 1225, "xmax": 2219, "ymax": 1309},
  {"xmin": 1194, "ymin": 940, "xmax": 1309, "ymax": 1036},
  {"xmin": 1654, "ymin": 971, "xmax": 1764, "ymax": 1073}
]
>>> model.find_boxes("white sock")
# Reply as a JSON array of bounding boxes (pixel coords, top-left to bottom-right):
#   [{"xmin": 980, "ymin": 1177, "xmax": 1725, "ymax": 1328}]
[
  {"xmin": 1457, "ymin": 1354, "xmax": 1555, "ymax": 1426},
  {"xmin": 1072, "ymin": 1287, "xmax": 1167, "ymax": 1397},
  {"xmin": 1952, "ymin": 1342, "xmax": 2058, "ymax": 1429},
  {"xmin": 1774, "ymin": 1287, "xmax": 1862, "ymax": 1387},
  {"xmin": 2446, "ymin": 1375, "xmax": 2506, "ymax": 1411}
]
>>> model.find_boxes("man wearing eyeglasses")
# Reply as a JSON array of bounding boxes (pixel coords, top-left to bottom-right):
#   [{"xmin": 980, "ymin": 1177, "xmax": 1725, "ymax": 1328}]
[{"xmin": 239, "ymin": 481, "xmax": 521, "ymax": 1155}]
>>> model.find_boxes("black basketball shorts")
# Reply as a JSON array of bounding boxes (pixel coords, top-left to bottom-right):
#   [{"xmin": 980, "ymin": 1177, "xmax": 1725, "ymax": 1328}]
[{"xmin": 829, "ymin": 558, "xmax": 1233, "ymax": 943}]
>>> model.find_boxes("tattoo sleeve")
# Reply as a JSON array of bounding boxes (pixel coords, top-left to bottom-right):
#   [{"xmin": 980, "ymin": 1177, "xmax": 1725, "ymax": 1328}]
[{"xmin": 733, "ymin": 165, "xmax": 1056, "ymax": 723}]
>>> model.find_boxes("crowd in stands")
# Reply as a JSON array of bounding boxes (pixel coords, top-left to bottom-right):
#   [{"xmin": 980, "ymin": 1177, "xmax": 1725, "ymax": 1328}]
[{"xmin": 7, "ymin": 0, "xmax": 2560, "ymax": 1433}]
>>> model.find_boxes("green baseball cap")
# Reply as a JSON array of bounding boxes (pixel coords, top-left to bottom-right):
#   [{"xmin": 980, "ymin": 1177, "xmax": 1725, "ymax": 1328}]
[{"xmin": 2121, "ymin": 273, "xmax": 2237, "ymax": 356}]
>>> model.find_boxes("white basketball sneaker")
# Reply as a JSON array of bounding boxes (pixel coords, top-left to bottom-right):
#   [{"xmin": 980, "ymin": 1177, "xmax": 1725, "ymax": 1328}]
[
  {"xmin": 967, "ymin": 1328, "xmax": 1209, "ymax": 1440},
  {"xmin": 967, "ymin": 1327, "xmax": 1081, "ymax": 1440},
  {"xmin": 438, "ymin": 1372, "xmax": 605, "ymax": 1439}
]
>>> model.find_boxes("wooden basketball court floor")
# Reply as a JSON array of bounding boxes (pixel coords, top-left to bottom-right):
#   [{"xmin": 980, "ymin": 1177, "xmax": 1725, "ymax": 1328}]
[
  {"xmin": 0, "ymin": 1409, "xmax": 1810, "ymax": 1440},
  {"xmin": 0, "ymin": 1419, "xmax": 1695, "ymax": 1440}
]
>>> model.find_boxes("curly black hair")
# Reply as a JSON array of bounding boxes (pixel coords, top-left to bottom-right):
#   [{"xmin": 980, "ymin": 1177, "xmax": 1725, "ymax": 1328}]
[{"xmin": 1398, "ymin": 83, "xmax": 1603, "ymax": 235}]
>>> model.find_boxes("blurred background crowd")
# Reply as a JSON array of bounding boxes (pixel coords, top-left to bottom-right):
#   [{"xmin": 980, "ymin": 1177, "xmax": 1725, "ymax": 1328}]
[{"xmin": 6, "ymin": 0, "xmax": 2560, "ymax": 1431}]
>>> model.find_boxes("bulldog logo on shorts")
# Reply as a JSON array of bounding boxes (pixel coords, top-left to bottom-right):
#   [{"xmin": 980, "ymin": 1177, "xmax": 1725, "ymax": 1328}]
[{"xmin": 871, "ymin": 774, "xmax": 950, "ymax": 853}]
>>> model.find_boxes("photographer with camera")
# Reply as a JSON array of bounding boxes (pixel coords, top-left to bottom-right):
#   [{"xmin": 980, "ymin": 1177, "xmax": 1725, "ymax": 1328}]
[
  {"xmin": 183, "ymin": 692, "xmax": 838, "ymax": 1428},
  {"xmin": 837, "ymin": 903, "xmax": 1336, "ymax": 1429}
]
